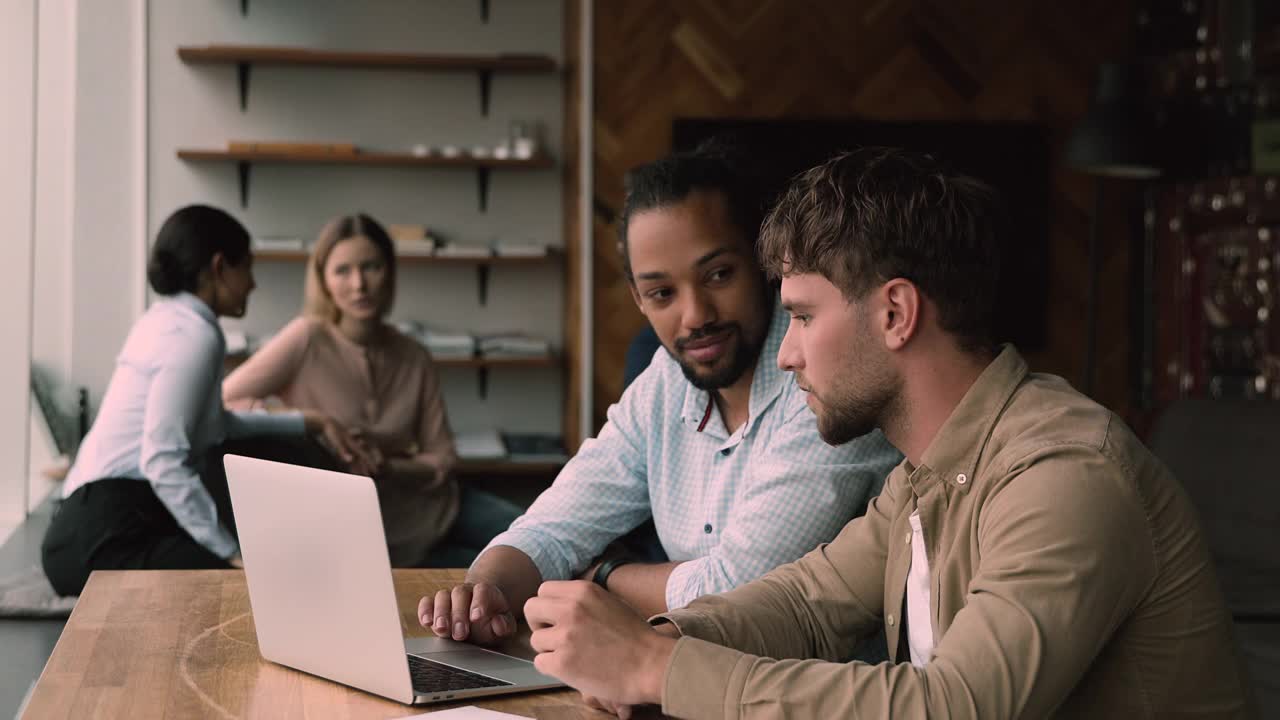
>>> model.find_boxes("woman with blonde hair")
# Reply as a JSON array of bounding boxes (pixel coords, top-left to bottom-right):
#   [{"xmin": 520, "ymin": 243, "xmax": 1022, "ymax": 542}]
[{"xmin": 223, "ymin": 213, "xmax": 523, "ymax": 567}]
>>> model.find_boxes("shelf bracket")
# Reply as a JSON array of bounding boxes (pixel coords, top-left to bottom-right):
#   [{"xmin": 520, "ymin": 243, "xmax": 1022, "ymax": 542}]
[
  {"xmin": 476, "ymin": 263, "xmax": 491, "ymax": 305},
  {"xmin": 237, "ymin": 62, "xmax": 251, "ymax": 111},
  {"xmin": 237, "ymin": 161, "xmax": 251, "ymax": 208},
  {"xmin": 240, "ymin": 0, "xmax": 249, "ymax": 17},
  {"xmin": 479, "ymin": 0, "xmax": 489, "ymax": 23},
  {"xmin": 477, "ymin": 69, "xmax": 493, "ymax": 116},
  {"xmin": 476, "ymin": 366, "xmax": 490, "ymax": 399},
  {"xmin": 476, "ymin": 166, "xmax": 491, "ymax": 212}
]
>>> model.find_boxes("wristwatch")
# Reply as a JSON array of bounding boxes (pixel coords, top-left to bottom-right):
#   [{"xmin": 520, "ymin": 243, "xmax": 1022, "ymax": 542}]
[{"xmin": 592, "ymin": 556, "xmax": 636, "ymax": 589}]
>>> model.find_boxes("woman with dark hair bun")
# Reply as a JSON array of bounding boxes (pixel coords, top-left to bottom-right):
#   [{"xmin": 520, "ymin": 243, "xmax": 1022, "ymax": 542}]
[{"xmin": 41, "ymin": 205, "xmax": 375, "ymax": 596}]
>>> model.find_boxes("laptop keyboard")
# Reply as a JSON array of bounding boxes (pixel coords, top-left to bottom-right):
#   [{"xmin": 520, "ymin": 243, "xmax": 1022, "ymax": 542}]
[{"xmin": 408, "ymin": 655, "xmax": 513, "ymax": 693}]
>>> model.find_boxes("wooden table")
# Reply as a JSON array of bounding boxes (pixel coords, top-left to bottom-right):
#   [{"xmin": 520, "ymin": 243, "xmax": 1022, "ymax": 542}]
[{"xmin": 23, "ymin": 569, "xmax": 610, "ymax": 719}]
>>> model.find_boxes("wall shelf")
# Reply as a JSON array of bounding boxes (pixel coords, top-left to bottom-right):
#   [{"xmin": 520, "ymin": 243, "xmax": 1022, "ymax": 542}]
[
  {"xmin": 255, "ymin": 247, "xmax": 561, "ymax": 305},
  {"xmin": 226, "ymin": 352, "xmax": 557, "ymax": 400},
  {"xmin": 437, "ymin": 354, "xmax": 559, "ymax": 398},
  {"xmin": 237, "ymin": 2, "xmax": 495, "ymax": 24},
  {"xmin": 177, "ymin": 148, "xmax": 554, "ymax": 211},
  {"xmin": 436, "ymin": 356, "xmax": 557, "ymax": 370},
  {"xmin": 177, "ymin": 45, "xmax": 557, "ymax": 114},
  {"xmin": 254, "ymin": 248, "xmax": 559, "ymax": 265}
]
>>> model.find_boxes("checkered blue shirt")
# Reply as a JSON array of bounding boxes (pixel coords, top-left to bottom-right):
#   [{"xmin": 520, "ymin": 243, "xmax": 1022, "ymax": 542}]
[{"xmin": 483, "ymin": 298, "xmax": 902, "ymax": 610}]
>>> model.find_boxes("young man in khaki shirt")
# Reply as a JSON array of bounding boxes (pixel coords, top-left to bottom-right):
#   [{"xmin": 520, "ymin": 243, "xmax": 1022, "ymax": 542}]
[{"xmin": 519, "ymin": 148, "xmax": 1253, "ymax": 718}]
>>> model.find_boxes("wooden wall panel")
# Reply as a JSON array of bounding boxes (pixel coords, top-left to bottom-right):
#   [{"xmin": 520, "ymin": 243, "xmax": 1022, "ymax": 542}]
[
  {"xmin": 562, "ymin": 0, "xmax": 584, "ymax": 451},
  {"xmin": 590, "ymin": 0, "xmax": 1138, "ymax": 430}
]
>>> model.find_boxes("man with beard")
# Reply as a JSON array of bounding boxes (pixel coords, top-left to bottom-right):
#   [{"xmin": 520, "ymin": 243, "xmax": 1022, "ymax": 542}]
[
  {"xmin": 515, "ymin": 148, "xmax": 1251, "ymax": 719},
  {"xmin": 419, "ymin": 145, "xmax": 901, "ymax": 644}
]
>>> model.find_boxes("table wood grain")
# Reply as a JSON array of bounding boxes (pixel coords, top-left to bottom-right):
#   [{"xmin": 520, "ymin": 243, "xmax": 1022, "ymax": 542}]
[{"xmin": 22, "ymin": 569, "xmax": 627, "ymax": 719}]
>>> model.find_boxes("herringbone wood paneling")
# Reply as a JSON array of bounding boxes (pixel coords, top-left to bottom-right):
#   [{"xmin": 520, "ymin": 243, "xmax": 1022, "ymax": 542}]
[{"xmin": 591, "ymin": 0, "xmax": 1137, "ymax": 430}]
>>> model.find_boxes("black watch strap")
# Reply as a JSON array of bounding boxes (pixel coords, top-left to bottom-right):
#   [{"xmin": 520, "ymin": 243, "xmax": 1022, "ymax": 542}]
[{"xmin": 592, "ymin": 556, "xmax": 636, "ymax": 589}]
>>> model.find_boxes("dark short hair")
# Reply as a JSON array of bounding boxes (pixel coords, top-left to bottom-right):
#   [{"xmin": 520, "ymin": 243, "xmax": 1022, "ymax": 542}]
[
  {"xmin": 147, "ymin": 205, "xmax": 251, "ymax": 295},
  {"xmin": 758, "ymin": 147, "xmax": 1005, "ymax": 352},
  {"xmin": 618, "ymin": 141, "xmax": 765, "ymax": 282}
]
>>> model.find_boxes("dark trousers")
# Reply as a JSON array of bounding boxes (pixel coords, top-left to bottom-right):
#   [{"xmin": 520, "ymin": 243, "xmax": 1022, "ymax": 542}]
[
  {"xmin": 420, "ymin": 487, "xmax": 526, "ymax": 568},
  {"xmin": 41, "ymin": 478, "xmax": 230, "ymax": 597},
  {"xmin": 42, "ymin": 435, "xmax": 340, "ymax": 597}
]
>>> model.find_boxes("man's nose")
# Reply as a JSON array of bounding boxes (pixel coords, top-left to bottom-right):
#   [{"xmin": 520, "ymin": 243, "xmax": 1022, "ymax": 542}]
[{"xmin": 777, "ymin": 323, "xmax": 802, "ymax": 372}]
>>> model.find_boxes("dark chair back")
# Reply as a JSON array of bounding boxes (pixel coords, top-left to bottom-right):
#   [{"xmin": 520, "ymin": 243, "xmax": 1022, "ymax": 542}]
[{"xmin": 1149, "ymin": 399, "xmax": 1280, "ymax": 715}]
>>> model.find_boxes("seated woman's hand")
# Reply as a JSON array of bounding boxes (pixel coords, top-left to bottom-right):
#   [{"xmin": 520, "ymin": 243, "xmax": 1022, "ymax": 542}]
[{"xmin": 302, "ymin": 411, "xmax": 382, "ymax": 476}]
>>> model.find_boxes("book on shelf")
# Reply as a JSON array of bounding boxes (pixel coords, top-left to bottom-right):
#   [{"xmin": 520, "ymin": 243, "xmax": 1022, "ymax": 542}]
[
  {"xmin": 393, "ymin": 238, "xmax": 438, "ymax": 256},
  {"xmin": 454, "ymin": 428, "xmax": 507, "ymax": 461},
  {"xmin": 252, "ymin": 235, "xmax": 305, "ymax": 252},
  {"xmin": 387, "ymin": 224, "xmax": 439, "ymax": 256},
  {"xmin": 387, "ymin": 223, "xmax": 428, "ymax": 241},
  {"xmin": 228, "ymin": 140, "xmax": 357, "ymax": 155},
  {"xmin": 228, "ymin": 140, "xmax": 358, "ymax": 155},
  {"xmin": 434, "ymin": 241, "xmax": 493, "ymax": 259},
  {"xmin": 491, "ymin": 240, "xmax": 548, "ymax": 258},
  {"xmin": 478, "ymin": 333, "xmax": 551, "ymax": 358},
  {"xmin": 421, "ymin": 328, "xmax": 477, "ymax": 359}
]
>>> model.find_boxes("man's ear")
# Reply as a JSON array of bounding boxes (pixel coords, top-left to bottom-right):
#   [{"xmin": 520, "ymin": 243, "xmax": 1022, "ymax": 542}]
[
  {"xmin": 209, "ymin": 252, "xmax": 226, "ymax": 282},
  {"xmin": 881, "ymin": 278, "xmax": 921, "ymax": 351}
]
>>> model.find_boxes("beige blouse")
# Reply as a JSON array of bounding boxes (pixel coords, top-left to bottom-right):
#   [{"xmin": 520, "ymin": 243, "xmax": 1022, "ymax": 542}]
[{"xmin": 223, "ymin": 316, "xmax": 458, "ymax": 566}]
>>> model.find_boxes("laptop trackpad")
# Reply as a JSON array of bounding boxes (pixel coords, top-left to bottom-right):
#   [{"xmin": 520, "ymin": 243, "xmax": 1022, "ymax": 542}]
[{"xmin": 419, "ymin": 649, "xmax": 532, "ymax": 676}]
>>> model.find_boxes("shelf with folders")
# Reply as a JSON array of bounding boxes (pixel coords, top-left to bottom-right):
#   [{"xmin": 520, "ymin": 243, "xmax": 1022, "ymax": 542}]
[{"xmin": 254, "ymin": 247, "xmax": 561, "ymax": 305}]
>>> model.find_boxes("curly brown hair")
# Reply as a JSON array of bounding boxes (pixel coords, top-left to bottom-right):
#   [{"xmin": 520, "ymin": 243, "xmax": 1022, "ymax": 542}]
[{"xmin": 758, "ymin": 147, "xmax": 1006, "ymax": 352}]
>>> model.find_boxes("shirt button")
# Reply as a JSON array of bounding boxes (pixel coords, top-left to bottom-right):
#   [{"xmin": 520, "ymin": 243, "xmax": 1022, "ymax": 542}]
[
  {"xmin": 720, "ymin": 447, "xmax": 732, "ymax": 456},
  {"xmin": 956, "ymin": 473, "xmax": 968, "ymax": 485},
  {"xmin": 704, "ymin": 523, "xmax": 713, "ymax": 534},
  {"xmin": 887, "ymin": 614, "xmax": 896, "ymax": 627}
]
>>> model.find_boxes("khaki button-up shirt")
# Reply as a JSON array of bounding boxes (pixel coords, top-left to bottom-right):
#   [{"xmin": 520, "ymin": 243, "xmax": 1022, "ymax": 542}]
[{"xmin": 657, "ymin": 346, "xmax": 1251, "ymax": 719}]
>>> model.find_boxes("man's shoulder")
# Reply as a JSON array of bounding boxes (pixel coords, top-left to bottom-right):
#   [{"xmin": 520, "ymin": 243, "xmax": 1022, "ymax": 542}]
[
  {"xmin": 980, "ymin": 373, "xmax": 1165, "ymax": 502},
  {"xmin": 987, "ymin": 372, "xmax": 1118, "ymax": 463}
]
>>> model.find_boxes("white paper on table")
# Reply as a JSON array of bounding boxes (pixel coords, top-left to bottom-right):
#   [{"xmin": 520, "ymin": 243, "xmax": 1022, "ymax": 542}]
[{"xmin": 400, "ymin": 707, "xmax": 529, "ymax": 719}]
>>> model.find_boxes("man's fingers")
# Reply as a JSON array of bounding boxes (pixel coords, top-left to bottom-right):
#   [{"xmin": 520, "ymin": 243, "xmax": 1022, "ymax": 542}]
[
  {"xmin": 417, "ymin": 595, "xmax": 433, "ymax": 627},
  {"xmin": 524, "ymin": 595, "xmax": 571, "ymax": 631},
  {"xmin": 431, "ymin": 589, "xmax": 453, "ymax": 636},
  {"xmin": 470, "ymin": 583, "xmax": 509, "ymax": 621},
  {"xmin": 536, "ymin": 579, "xmax": 597, "ymax": 600},
  {"xmin": 529, "ymin": 623, "xmax": 573, "ymax": 654},
  {"xmin": 450, "ymin": 585, "xmax": 474, "ymax": 640},
  {"xmin": 489, "ymin": 612, "xmax": 515, "ymax": 638}
]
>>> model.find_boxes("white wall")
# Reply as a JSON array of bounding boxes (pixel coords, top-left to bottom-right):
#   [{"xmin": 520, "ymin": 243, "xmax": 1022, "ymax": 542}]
[
  {"xmin": 71, "ymin": 0, "xmax": 147, "ymax": 402},
  {"xmin": 148, "ymin": 0, "xmax": 566, "ymax": 434},
  {"xmin": 0, "ymin": 1, "xmax": 38, "ymax": 523},
  {"xmin": 31, "ymin": 0, "xmax": 77, "ymax": 419}
]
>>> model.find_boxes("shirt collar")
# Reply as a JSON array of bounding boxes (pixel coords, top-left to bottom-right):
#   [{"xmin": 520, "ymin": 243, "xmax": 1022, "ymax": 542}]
[
  {"xmin": 680, "ymin": 295, "xmax": 787, "ymax": 436},
  {"xmin": 168, "ymin": 291, "xmax": 219, "ymax": 329},
  {"xmin": 914, "ymin": 344, "xmax": 1029, "ymax": 493}
]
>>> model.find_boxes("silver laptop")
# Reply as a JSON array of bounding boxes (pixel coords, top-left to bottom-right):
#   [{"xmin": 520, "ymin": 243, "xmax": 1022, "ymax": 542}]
[{"xmin": 224, "ymin": 454, "xmax": 564, "ymax": 705}]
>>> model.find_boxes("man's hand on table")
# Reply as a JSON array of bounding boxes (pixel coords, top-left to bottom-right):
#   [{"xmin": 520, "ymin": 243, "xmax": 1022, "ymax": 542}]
[
  {"xmin": 524, "ymin": 580, "xmax": 677, "ymax": 715},
  {"xmin": 418, "ymin": 582, "xmax": 517, "ymax": 645}
]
